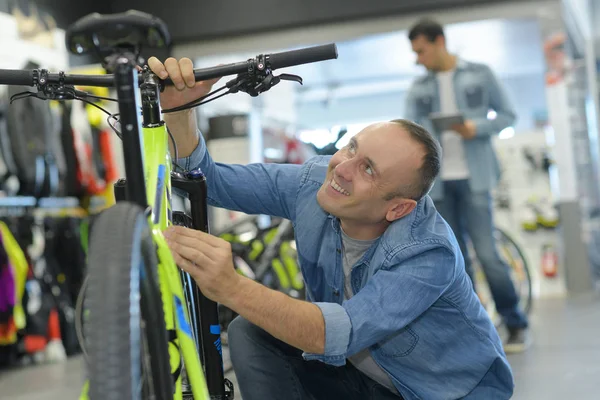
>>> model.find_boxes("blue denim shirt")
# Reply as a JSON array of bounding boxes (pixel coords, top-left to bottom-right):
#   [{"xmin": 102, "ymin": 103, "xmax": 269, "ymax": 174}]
[
  {"xmin": 178, "ymin": 135, "xmax": 514, "ymax": 399},
  {"xmin": 404, "ymin": 59, "xmax": 517, "ymax": 201}
]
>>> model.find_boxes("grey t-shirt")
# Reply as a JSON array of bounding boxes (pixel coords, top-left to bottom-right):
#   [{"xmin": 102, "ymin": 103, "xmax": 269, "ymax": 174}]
[{"xmin": 341, "ymin": 229, "xmax": 400, "ymax": 395}]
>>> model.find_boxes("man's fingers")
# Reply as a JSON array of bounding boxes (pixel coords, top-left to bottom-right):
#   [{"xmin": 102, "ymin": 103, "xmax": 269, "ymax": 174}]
[
  {"xmin": 171, "ymin": 250, "xmax": 198, "ymax": 278},
  {"xmin": 148, "ymin": 57, "xmax": 168, "ymax": 79},
  {"xmin": 167, "ymin": 225, "xmax": 226, "ymax": 248},
  {"xmin": 190, "ymin": 82, "xmax": 213, "ymax": 98},
  {"xmin": 167, "ymin": 234, "xmax": 217, "ymax": 262},
  {"xmin": 167, "ymin": 237, "xmax": 212, "ymax": 268},
  {"xmin": 179, "ymin": 57, "xmax": 196, "ymax": 88},
  {"xmin": 164, "ymin": 57, "xmax": 185, "ymax": 90}
]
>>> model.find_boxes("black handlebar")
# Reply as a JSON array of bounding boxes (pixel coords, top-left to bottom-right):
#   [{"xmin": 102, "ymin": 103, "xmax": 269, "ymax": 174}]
[
  {"xmin": 0, "ymin": 69, "xmax": 35, "ymax": 86},
  {"xmin": 0, "ymin": 43, "xmax": 338, "ymax": 88},
  {"xmin": 267, "ymin": 44, "xmax": 338, "ymax": 69},
  {"xmin": 0, "ymin": 69, "xmax": 116, "ymax": 87}
]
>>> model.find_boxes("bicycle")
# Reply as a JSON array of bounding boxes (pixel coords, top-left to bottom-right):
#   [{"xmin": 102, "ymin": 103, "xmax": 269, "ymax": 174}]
[
  {"xmin": 471, "ymin": 227, "xmax": 533, "ymax": 326},
  {"xmin": 0, "ymin": 10, "xmax": 338, "ymax": 400},
  {"xmin": 219, "ymin": 217, "xmax": 303, "ymax": 296}
]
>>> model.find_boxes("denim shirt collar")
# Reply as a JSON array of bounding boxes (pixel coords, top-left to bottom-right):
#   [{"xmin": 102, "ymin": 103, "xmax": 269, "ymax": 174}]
[
  {"xmin": 425, "ymin": 56, "xmax": 469, "ymax": 78},
  {"xmin": 328, "ymin": 214, "xmax": 382, "ymax": 264},
  {"xmin": 327, "ymin": 198, "xmax": 428, "ymax": 264}
]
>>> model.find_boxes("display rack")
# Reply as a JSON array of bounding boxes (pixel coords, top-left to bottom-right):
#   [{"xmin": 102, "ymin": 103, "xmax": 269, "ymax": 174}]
[{"xmin": 0, "ymin": 196, "xmax": 106, "ymax": 218}]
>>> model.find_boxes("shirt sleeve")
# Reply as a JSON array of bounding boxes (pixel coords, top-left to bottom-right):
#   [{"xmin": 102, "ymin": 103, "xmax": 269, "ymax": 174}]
[
  {"xmin": 471, "ymin": 65, "xmax": 517, "ymax": 137},
  {"xmin": 303, "ymin": 246, "xmax": 455, "ymax": 365},
  {"xmin": 175, "ymin": 131, "xmax": 304, "ymax": 221},
  {"xmin": 403, "ymin": 83, "xmax": 420, "ymax": 124}
]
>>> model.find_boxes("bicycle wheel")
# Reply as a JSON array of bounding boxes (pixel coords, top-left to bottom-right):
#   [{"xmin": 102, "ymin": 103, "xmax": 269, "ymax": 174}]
[
  {"xmin": 471, "ymin": 228, "xmax": 533, "ymax": 326},
  {"xmin": 85, "ymin": 202, "xmax": 173, "ymax": 400},
  {"xmin": 494, "ymin": 228, "xmax": 533, "ymax": 314}
]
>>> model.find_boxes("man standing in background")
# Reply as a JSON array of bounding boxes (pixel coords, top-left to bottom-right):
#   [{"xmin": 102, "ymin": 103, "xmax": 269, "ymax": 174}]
[{"xmin": 404, "ymin": 18, "xmax": 530, "ymax": 353}]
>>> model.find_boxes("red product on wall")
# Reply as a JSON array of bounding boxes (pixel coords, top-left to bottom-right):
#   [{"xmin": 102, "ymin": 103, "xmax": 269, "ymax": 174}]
[{"xmin": 541, "ymin": 244, "xmax": 558, "ymax": 278}]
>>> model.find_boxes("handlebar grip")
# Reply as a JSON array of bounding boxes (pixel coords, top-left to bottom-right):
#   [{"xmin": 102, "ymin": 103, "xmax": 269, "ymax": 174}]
[
  {"xmin": 268, "ymin": 44, "xmax": 338, "ymax": 69},
  {"xmin": 161, "ymin": 61, "xmax": 250, "ymax": 86},
  {"xmin": 0, "ymin": 69, "xmax": 34, "ymax": 86}
]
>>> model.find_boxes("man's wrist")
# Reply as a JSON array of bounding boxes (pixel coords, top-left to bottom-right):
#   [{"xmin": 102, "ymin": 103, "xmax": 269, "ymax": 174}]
[
  {"xmin": 163, "ymin": 108, "xmax": 195, "ymax": 131},
  {"xmin": 164, "ymin": 109, "xmax": 199, "ymax": 158},
  {"xmin": 221, "ymin": 273, "xmax": 251, "ymax": 311},
  {"xmin": 163, "ymin": 108, "xmax": 194, "ymax": 121}
]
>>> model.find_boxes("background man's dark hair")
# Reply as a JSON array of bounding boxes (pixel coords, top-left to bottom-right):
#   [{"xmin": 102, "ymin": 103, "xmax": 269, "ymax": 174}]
[
  {"xmin": 408, "ymin": 18, "xmax": 445, "ymax": 43},
  {"xmin": 385, "ymin": 119, "xmax": 441, "ymax": 201}
]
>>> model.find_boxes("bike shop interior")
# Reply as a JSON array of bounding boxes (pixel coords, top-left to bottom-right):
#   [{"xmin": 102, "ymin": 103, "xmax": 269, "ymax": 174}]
[{"xmin": 0, "ymin": 0, "xmax": 599, "ymax": 399}]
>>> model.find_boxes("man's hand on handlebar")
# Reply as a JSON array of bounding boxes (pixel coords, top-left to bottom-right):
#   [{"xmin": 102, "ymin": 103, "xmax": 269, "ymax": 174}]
[{"xmin": 148, "ymin": 57, "xmax": 221, "ymax": 111}]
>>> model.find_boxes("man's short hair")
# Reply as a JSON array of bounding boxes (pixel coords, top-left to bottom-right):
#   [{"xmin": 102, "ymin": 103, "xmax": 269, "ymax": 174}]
[
  {"xmin": 385, "ymin": 119, "xmax": 441, "ymax": 201},
  {"xmin": 408, "ymin": 18, "xmax": 445, "ymax": 43}
]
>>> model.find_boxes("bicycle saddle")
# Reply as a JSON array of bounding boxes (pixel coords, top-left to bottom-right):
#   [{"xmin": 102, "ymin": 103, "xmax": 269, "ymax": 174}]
[{"xmin": 65, "ymin": 10, "xmax": 171, "ymax": 56}]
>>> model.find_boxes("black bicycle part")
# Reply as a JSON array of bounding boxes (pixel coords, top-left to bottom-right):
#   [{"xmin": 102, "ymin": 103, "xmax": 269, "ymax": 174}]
[
  {"xmin": 225, "ymin": 379, "xmax": 234, "ymax": 400},
  {"xmin": 0, "ymin": 43, "xmax": 337, "ymax": 89},
  {"xmin": 114, "ymin": 56, "xmax": 148, "ymax": 209},
  {"xmin": 171, "ymin": 171, "xmax": 209, "ymax": 232},
  {"xmin": 171, "ymin": 170, "xmax": 229, "ymax": 399},
  {"xmin": 141, "ymin": 66, "xmax": 163, "ymax": 127},
  {"xmin": 0, "ymin": 42, "xmax": 337, "ymax": 121},
  {"xmin": 86, "ymin": 202, "xmax": 172, "ymax": 400},
  {"xmin": 161, "ymin": 59, "xmax": 308, "ymax": 113},
  {"xmin": 162, "ymin": 42, "xmax": 338, "ymax": 85},
  {"xmin": 66, "ymin": 10, "xmax": 170, "ymax": 70},
  {"xmin": 172, "ymin": 210, "xmax": 220, "ymax": 398},
  {"xmin": 172, "ymin": 211, "xmax": 203, "ymax": 364},
  {"xmin": 494, "ymin": 228, "xmax": 533, "ymax": 314},
  {"xmin": 114, "ymin": 179, "xmax": 128, "ymax": 202}
]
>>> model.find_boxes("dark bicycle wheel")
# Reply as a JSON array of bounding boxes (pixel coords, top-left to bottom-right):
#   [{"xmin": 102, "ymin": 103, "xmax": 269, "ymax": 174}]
[
  {"xmin": 85, "ymin": 202, "xmax": 173, "ymax": 400},
  {"xmin": 471, "ymin": 228, "xmax": 533, "ymax": 326},
  {"xmin": 494, "ymin": 228, "xmax": 533, "ymax": 314}
]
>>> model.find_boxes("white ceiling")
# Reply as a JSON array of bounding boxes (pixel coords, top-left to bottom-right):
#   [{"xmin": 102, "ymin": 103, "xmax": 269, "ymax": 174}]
[
  {"xmin": 195, "ymin": 17, "xmax": 547, "ymax": 103},
  {"xmin": 290, "ymin": 17, "xmax": 546, "ymax": 101}
]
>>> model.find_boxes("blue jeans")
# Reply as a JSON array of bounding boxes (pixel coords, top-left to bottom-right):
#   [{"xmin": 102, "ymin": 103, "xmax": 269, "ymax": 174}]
[
  {"xmin": 228, "ymin": 316, "xmax": 404, "ymax": 400},
  {"xmin": 434, "ymin": 180, "xmax": 528, "ymax": 329}
]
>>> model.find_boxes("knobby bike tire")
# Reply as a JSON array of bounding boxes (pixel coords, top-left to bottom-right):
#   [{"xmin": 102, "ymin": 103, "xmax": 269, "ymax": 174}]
[
  {"xmin": 85, "ymin": 202, "xmax": 173, "ymax": 400},
  {"xmin": 494, "ymin": 228, "xmax": 533, "ymax": 314}
]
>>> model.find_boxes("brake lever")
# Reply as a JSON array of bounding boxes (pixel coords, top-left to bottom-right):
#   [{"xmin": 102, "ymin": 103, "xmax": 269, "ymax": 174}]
[
  {"xmin": 278, "ymin": 73, "xmax": 303, "ymax": 85},
  {"xmin": 9, "ymin": 91, "xmax": 37, "ymax": 104},
  {"xmin": 251, "ymin": 73, "xmax": 304, "ymax": 95},
  {"xmin": 37, "ymin": 87, "xmax": 78, "ymax": 101},
  {"xmin": 253, "ymin": 74, "xmax": 277, "ymax": 94},
  {"xmin": 9, "ymin": 86, "xmax": 81, "ymax": 103}
]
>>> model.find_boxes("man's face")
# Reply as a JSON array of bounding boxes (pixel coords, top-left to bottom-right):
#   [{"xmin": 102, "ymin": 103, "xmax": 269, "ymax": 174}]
[
  {"xmin": 316, "ymin": 123, "xmax": 424, "ymax": 225},
  {"xmin": 411, "ymin": 34, "xmax": 444, "ymax": 71}
]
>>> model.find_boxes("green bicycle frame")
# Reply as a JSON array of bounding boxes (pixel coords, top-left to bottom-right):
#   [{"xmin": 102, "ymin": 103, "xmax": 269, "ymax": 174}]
[
  {"xmin": 79, "ymin": 62, "xmax": 210, "ymax": 400},
  {"xmin": 144, "ymin": 125, "xmax": 209, "ymax": 400},
  {"xmin": 131, "ymin": 70, "xmax": 210, "ymax": 399},
  {"xmin": 117, "ymin": 57, "xmax": 230, "ymax": 400}
]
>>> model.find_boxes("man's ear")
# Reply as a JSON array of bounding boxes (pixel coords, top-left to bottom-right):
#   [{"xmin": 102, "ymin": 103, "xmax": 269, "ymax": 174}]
[{"xmin": 386, "ymin": 199, "xmax": 417, "ymax": 222}]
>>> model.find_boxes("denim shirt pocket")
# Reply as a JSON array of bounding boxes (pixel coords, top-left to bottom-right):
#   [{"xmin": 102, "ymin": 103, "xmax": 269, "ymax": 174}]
[
  {"xmin": 415, "ymin": 95, "xmax": 434, "ymax": 116},
  {"xmin": 373, "ymin": 326, "xmax": 419, "ymax": 357},
  {"xmin": 463, "ymin": 84, "xmax": 486, "ymax": 109}
]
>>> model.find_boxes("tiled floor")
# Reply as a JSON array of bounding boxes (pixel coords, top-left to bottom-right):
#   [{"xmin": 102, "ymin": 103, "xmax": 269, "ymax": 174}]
[
  {"xmin": 0, "ymin": 293, "xmax": 598, "ymax": 399},
  {"xmin": 0, "ymin": 343, "xmax": 241, "ymax": 400},
  {"xmin": 508, "ymin": 293, "xmax": 600, "ymax": 399}
]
